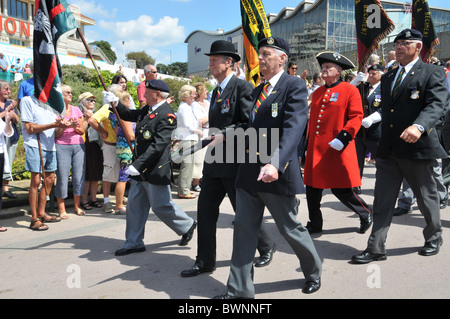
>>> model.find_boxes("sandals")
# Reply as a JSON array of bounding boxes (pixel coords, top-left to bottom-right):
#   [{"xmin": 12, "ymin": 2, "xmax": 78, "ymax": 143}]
[
  {"xmin": 178, "ymin": 193, "xmax": 197, "ymax": 199},
  {"xmin": 89, "ymin": 200, "xmax": 102, "ymax": 208},
  {"xmin": 75, "ymin": 208, "xmax": 86, "ymax": 216},
  {"xmin": 113, "ymin": 207, "xmax": 126, "ymax": 215},
  {"xmin": 40, "ymin": 214, "xmax": 61, "ymax": 223},
  {"xmin": 29, "ymin": 219, "xmax": 49, "ymax": 231},
  {"xmin": 0, "ymin": 226, "xmax": 7, "ymax": 232},
  {"xmin": 81, "ymin": 202, "xmax": 92, "ymax": 210},
  {"xmin": 59, "ymin": 212, "xmax": 70, "ymax": 220}
]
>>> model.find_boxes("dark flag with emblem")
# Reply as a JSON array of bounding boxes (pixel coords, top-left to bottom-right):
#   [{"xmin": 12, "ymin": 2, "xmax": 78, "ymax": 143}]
[
  {"xmin": 355, "ymin": 0, "xmax": 395, "ymax": 71},
  {"xmin": 412, "ymin": 0, "xmax": 440, "ymax": 62},
  {"xmin": 33, "ymin": 0, "xmax": 78, "ymax": 114},
  {"xmin": 240, "ymin": 0, "xmax": 271, "ymax": 87}
]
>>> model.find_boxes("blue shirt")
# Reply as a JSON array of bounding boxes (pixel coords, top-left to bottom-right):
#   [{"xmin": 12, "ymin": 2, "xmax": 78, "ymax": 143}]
[{"xmin": 18, "ymin": 78, "xmax": 34, "ymax": 100}]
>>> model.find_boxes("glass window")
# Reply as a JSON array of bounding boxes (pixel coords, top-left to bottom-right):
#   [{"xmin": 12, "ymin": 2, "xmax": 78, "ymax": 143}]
[{"xmin": 7, "ymin": 0, "xmax": 27, "ymax": 20}]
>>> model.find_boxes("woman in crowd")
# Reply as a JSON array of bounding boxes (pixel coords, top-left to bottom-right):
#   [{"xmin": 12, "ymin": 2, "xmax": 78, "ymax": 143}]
[
  {"xmin": 55, "ymin": 85, "xmax": 86, "ymax": 219},
  {"xmin": 0, "ymin": 80, "xmax": 20, "ymax": 199},
  {"xmin": 191, "ymin": 82, "xmax": 210, "ymax": 192},
  {"xmin": 109, "ymin": 89, "xmax": 135, "ymax": 214},
  {"xmin": 78, "ymin": 92, "xmax": 103, "ymax": 210},
  {"xmin": 0, "ymin": 103, "xmax": 14, "ymax": 232},
  {"xmin": 111, "ymin": 74, "xmax": 136, "ymax": 109},
  {"xmin": 176, "ymin": 85, "xmax": 202, "ymax": 199}
]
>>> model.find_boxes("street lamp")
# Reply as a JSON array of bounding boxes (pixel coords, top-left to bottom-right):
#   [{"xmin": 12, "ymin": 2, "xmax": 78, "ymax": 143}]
[{"xmin": 122, "ymin": 41, "xmax": 125, "ymax": 66}]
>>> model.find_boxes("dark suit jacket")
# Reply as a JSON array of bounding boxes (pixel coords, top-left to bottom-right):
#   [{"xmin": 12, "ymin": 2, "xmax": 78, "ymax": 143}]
[
  {"xmin": 356, "ymin": 82, "xmax": 382, "ymax": 140},
  {"xmin": 378, "ymin": 59, "xmax": 447, "ymax": 159},
  {"xmin": 115, "ymin": 101, "xmax": 176, "ymax": 185},
  {"xmin": 235, "ymin": 72, "xmax": 308, "ymax": 195},
  {"xmin": 203, "ymin": 74, "xmax": 253, "ymax": 178}
]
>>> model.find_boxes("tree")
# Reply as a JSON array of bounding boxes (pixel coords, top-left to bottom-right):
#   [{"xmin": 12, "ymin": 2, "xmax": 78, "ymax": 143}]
[
  {"xmin": 169, "ymin": 62, "xmax": 188, "ymax": 77},
  {"xmin": 89, "ymin": 40, "xmax": 117, "ymax": 64},
  {"xmin": 126, "ymin": 51, "xmax": 155, "ymax": 69}
]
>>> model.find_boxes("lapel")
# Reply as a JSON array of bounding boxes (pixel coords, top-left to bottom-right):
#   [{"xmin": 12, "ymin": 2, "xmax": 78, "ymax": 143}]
[
  {"xmin": 392, "ymin": 60, "xmax": 422, "ymax": 103},
  {"xmin": 252, "ymin": 73, "xmax": 285, "ymax": 123}
]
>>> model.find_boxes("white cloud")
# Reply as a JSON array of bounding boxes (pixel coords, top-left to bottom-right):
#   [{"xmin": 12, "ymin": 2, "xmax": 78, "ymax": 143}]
[
  {"xmin": 71, "ymin": 0, "xmax": 117, "ymax": 18},
  {"xmin": 98, "ymin": 15, "xmax": 185, "ymax": 64}
]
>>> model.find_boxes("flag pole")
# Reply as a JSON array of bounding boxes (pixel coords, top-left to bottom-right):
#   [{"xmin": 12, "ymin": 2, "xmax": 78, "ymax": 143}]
[{"xmin": 76, "ymin": 28, "xmax": 136, "ymax": 158}]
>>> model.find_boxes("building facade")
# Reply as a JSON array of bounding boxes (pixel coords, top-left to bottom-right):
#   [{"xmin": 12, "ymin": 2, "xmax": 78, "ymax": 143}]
[{"xmin": 185, "ymin": 0, "xmax": 450, "ymax": 77}]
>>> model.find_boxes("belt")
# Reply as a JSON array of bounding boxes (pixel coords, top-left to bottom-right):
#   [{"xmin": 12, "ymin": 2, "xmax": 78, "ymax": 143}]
[{"xmin": 104, "ymin": 141, "xmax": 116, "ymax": 146}]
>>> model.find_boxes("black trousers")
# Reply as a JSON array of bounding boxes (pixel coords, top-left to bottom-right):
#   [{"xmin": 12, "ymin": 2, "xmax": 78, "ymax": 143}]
[
  {"xmin": 306, "ymin": 185, "xmax": 372, "ymax": 230},
  {"xmin": 355, "ymin": 137, "xmax": 379, "ymax": 177},
  {"xmin": 195, "ymin": 175, "xmax": 275, "ymax": 269}
]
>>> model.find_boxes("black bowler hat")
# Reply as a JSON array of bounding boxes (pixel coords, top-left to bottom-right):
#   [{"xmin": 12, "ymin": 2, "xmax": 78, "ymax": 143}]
[
  {"xmin": 205, "ymin": 40, "xmax": 241, "ymax": 62},
  {"xmin": 316, "ymin": 51, "xmax": 355, "ymax": 70},
  {"xmin": 258, "ymin": 37, "xmax": 290, "ymax": 55},
  {"xmin": 368, "ymin": 64, "xmax": 385, "ymax": 72},
  {"xmin": 394, "ymin": 29, "xmax": 422, "ymax": 43},
  {"xmin": 145, "ymin": 79, "xmax": 170, "ymax": 93}
]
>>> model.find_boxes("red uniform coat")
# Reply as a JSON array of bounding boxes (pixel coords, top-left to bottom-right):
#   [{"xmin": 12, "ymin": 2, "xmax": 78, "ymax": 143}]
[{"xmin": 304, "ymin": 81, "xmax": 363, "ymax": 189}]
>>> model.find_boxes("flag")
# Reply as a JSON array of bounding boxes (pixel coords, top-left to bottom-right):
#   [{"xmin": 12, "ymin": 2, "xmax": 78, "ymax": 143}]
[
  {"xmin": 240, "ymin": 0, "xmax": 271, "ymax": 87},
  {"xmin": 412, "ymin": 0, "xmax": 440, "ymax": 62},
  {"xmin": 355, "ymin": 0, "xmax": 395, "ymax": 71},
  {"xmin": 33, "ymin": 0, "xmax": 78, "ymax": 114}
]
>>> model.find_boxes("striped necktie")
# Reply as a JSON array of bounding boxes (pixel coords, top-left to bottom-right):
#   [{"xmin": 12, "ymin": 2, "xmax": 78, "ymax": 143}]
[
  {"xmin": 255, "ymin": 82, "xmax": 270, "ymax": 115},
  {"xmin": 392, "ymin": 67, "xmax": 405, "ymax": 98},
  {"xmin": 213, "ymin": 86, "xmax": 222, "ymax": 109}
]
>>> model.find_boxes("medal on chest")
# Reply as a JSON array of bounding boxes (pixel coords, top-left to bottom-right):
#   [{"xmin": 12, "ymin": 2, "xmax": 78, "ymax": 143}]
[
  {"xmin": 271, "ymin": 103, "xmax": 278, "ymax": 117},
  {"xmin": 330, "ymin": 93, "xmax": 339, "ymax": 102}
]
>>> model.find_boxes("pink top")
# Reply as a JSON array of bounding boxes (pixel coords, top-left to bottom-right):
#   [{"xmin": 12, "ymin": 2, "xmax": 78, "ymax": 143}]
[{"xmin": 56, "ymin": 105, "xmax": 84, "ymax": 145}]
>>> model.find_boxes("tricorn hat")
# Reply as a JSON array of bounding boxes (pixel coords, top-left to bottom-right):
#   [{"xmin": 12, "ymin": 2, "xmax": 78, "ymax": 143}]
[
  {"xmin": 205, "ymin": 40, "xmax": 241, "ymax": 62},
  {"xmin": 316, "ymin": 51, "xmax": 355, "ymax": 70}
]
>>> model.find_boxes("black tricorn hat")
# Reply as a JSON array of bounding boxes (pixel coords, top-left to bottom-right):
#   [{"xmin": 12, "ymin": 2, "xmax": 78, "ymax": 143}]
[
  {"xmin": 205, "ymin": 40, "xmax": 241, "ymax": 62},
  {"xmin": 316, "ymin": 51, "xmax": 355, "ymax": 70}
]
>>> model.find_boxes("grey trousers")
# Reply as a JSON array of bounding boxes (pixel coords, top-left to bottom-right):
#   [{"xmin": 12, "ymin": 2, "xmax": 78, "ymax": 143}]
[
  {"xmin": 122, "ymin": 180, "xmax": 194, "ymax": 250},
  {"xmin": 396, "ymin": 158, "xmax": 447, "ymax": 209},
  {"xmin": 367, "ymin": 157, "xmax": 443, "ymax": 254},
  {"xmin": 226, "ymin": 188, "xmax": 322, "ymax": 298}
]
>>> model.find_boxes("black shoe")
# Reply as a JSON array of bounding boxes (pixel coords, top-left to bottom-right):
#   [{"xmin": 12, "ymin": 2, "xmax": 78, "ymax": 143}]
[
  {"xmin": 440, "ymin": 198, "xmax": 448, "ymax": 209},
  {"xmin": 419, "ymin": 237, "xmax": 443, "ymax": 256},
  {"xmin": 179, "ymin": 220, "xmax": 197, "ymax": 246},
  {"xmin": 3, "ymin": 191, "xmax": 17, "ymax": 198},
  {"xmin": 213, "ymin": 293, "xmax": 253, "ymax": 299},
  {"xmin": 180, "ymin": 264, "xmax": 215, "ymax": 277},
  {"xmin": 302, "ymin": 279, "xmax": 321, "ymax": 294},
  {"xmin": 351, "ymin": 250, "xmax": 387, "ymax": 264},
  {"xmin": 114, "ymin": 247, "xmax": 146, "ymax": 256},
  {"xmin": 393, "ymin": 207, "xmax": 412, "ymax": 216},
  {"xmin": 306, "ymin": 222, "xmax": 322, "ymax": 234},
  {"xmin": 254, "ymin": 245, "xmax": 276, "ymax": 268},
  {"xmin": 359, "ymin": 214, "xmax": 373, "ymax": 234}
]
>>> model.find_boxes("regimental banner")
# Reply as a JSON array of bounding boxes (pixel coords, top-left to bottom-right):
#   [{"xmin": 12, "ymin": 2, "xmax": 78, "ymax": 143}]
[
  {"xmin": 412, "ymin": 0, "xmax": 440, "ymax": 62},
  {"xmin": 240, "ymin": 0, "xmax": 271, "ymax": 87},
  {"xmin": 355, "ymin": 0, "xmax": 395, "ymax": 71},
  {"xmin": 33, "ymin": 0, "xmax": 78, "ymax": 114}
]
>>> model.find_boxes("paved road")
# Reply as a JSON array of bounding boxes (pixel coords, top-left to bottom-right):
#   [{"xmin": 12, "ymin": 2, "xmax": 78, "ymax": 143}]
[{"xmin": 0, "ymin": 165, "xmax": 449, "ymax": 300}]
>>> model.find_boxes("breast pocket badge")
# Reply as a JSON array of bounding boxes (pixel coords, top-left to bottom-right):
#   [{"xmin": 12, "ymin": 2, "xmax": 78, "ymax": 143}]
[
  {"xmin": 373, "ymin": 95, "xmax": 381, "ymax": 107},
  {"xmin": 271, "ymin": 103, "xmax": 278, "ymax": 117},
  {"xmin": 410, "ymin": 89, "xmax": 420, "ymax": 100},
  {"xmin": 143, "ymin": 130, "xmax": 152, "ymax": 140},
  {"xmin": 330, "ymin": 93, "xmax": 339, "ymax": 102},
  {"xmin": 221, "ymin": 99, "xmax": 230, "ymax": 114}
]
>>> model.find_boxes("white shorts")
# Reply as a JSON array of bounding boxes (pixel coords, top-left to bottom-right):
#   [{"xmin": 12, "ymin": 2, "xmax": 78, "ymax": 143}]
[{"xmin": 102, "ymin": 143, "xmax": 120, "ymax": 183}]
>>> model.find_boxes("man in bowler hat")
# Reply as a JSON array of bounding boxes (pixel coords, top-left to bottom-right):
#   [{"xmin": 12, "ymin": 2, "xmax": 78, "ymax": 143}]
[
  {"xmin": 107, "ymin": 79, "xmax": 197, "ymax": 256},
  {"xmin": 180, "ymin": 40, "xmax": 276, "ymax": 277},
  {"xmin": 214, "ymin": 37, "xmax": 322, "ymax": 299},
  {"xmin": 352, "ymin": 29, "xmax": 447, "ymax": 264}
]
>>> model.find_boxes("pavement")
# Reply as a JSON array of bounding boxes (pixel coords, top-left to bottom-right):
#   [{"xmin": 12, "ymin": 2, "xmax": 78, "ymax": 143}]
[{"xmin": 0, "ymin": 164, "xmax": 449, "ymax": 301}]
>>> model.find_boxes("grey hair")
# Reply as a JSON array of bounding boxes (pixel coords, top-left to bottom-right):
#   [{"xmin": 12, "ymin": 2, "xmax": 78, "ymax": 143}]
[
  {"xmin": 108, "ymin": 84, "xmax": 123, "ymax": 94},
  {"xmin": 0, "ymin": 80, "xmax": 9, "ymax": 90}
]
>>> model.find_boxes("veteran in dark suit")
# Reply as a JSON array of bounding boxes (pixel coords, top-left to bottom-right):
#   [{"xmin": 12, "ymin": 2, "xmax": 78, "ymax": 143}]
[
  {"xmin": 352, "ymin": 29, "xmax": 448, "ymax": 264},
  {"xmin": 180, "ymin": 40, "xmax": 275, "ymax": 277},
  {"xmin": 110, "ymin": 80, "xmax": 197, "ymax": 256},
  {"xmin": 355, "ymin": 64, "xmax": 384, "ymax": 178},
  {"xmin": 214, "ymin": 37, "xmax": 322, "ymax": 299}
]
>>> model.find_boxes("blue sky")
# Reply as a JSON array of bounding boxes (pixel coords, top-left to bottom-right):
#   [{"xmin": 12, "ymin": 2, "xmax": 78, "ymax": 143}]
[{"xmin": 70, "ymin": 0, "xmax": 449, "ymax": 66}]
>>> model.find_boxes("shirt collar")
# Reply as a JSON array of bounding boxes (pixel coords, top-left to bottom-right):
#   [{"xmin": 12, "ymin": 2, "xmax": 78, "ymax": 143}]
[
  {"xmin": 218, "ymin": 72, "xmax": 234, "ymax": 92},
  {"xmin": 265, "ymin": 70, "xmax": 285, "ymax": 94},
  {"xmin": 151, "ymin": 100, "xmax": 166, "ymax": 112}
]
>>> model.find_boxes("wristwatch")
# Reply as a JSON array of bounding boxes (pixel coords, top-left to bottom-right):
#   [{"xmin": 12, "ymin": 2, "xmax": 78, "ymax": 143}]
[{"xmin": 413, "ymin": 124, "xmax": 425, "ymax": 134}]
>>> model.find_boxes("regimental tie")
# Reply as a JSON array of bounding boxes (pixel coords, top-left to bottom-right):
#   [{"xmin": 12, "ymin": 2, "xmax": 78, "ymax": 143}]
[
  {"xmin": 213, "ymin": 86, "xmax": 222, "ymax": 109},
  {"xmin": 254, "ymin": 82, "xmax": 270, "ymax": 116},
  {"xmin": 392, "ymin": 67, "xmax": 405, "ymax": 98}
]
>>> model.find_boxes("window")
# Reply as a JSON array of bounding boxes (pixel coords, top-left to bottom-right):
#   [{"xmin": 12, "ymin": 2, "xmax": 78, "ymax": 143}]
[{"xmin": 7, "ymin": 0, "xmax": 28, "ymax": 20}]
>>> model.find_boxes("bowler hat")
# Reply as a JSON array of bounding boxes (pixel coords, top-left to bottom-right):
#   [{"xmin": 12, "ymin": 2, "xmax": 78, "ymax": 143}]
[
  {"xmin": 258, "ymin": 37, "xmax": 290, "ymax": 55},
  {"xmin": 394, "ymin": 29, "xmax": 422, "ymax": 43},
  {"xmin": 316, "ymin": 51, "xmax": 355, "ymax": 70},
  {"xmin": 205, "ymin": 40, "xmax": 241, "ymax": 62},
  {"xmin": 145, "ymin": 79, "xmax": 170, "ymax": 93}
]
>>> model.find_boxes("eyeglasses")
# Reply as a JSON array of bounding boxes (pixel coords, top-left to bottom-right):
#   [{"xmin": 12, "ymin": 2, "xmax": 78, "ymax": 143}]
[
  {"xmin": 290, "ymin": 67, "xmax": 298, "ymax": 70},
  {"xmin": 394, "ymin": 41, "xmax": 416, "ymax": 48},
  {"xmin": 64, "ymin": 91, "xmax": 73, "ymax": 95},
  {"xmin": 87, "ymin": 99, "xmax": 95, "ymax": 102}
]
